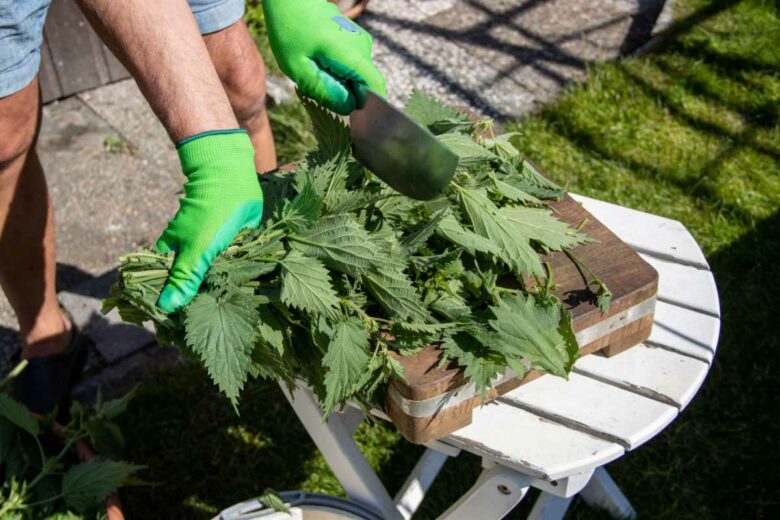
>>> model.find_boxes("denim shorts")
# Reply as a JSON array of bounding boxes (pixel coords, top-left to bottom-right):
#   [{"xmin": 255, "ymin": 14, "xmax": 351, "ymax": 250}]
[{"xmin": 0, "ymin": 0, "xmax": 245, "ymax": 98}]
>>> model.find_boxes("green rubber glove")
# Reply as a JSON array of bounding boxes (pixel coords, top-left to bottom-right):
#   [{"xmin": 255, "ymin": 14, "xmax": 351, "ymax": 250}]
[
  {"xmin": 262, "ymin": 0, "xmax": 386, "ymax": 115},
  {"xmin": 156, "ymin": 130, "xmax": 263, "ymax": 312}
]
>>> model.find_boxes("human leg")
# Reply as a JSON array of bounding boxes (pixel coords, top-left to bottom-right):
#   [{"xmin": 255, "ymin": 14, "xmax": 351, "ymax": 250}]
[
  {"xmin": 0, "ymin": 78, "xmax": 71, "ymax": 359},
  {"xmin": 188, "ymin": 0, "xmax": 276, "ymax": 173}
]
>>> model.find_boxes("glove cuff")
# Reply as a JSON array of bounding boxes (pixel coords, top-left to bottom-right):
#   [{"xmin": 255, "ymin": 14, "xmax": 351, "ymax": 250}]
[{"xmin": 176, "ymin": 129, "xmax": 254, "ymax": 180}]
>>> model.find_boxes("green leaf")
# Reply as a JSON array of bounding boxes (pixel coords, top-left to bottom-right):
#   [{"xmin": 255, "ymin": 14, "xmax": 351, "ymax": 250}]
[
  {"xmin": 440, "ymin": 332, "xmax": 503, "ymax": 398},
  {"xmin": 438, "ymin": 133, "xmax": 497, "ymax": 170},
  {"xmin": 363, "ymin": 268, "xmax": 429, "ymax": 321},
  {"xmin": 207, "ymin": 257, "xmax": 277, "ymax": 287},
  {"xmin": 258, "ymin": 488, "xmax": 291, "ymax": 514},
  {"xmin": 557, "ymin": 309, "xmax": 580, "ymax": 373},
  {"xmin": 0, "ymin": 394, "xmax": 37, "ymax": 437},
  {"xmin": 489, "ymin": 294, "xmax": 574, "ymax": 377},
  {"xmin": 322, "ymin": 317, "xmax": 371, "ymax": 414},
  {"xmin": 96, "ymin": 385, "xmax": 137, "ymax": 420},
  {"xmin": 85, "ymin": 419, "xmax": 125, "ymax": 459},
  {"xmin": 306, "ymin": 157, "xmax": 350, "ymax": 209},
  {"xmin": 436, "ymin": 212, "xmax": 500, "ymax": 256},
  {"xmin": 458, "ymin": 188, "xmax": 543, "ymax": 276},
  {"xmin": 403, "ymin": 89, "xmax": 465, "ymax": 131},
  {"xmin": 500, "ymin": 206, "xmax": 591, "ymax": 252},
  {"xmin": 280, "ymin": 250, "xmax": 340, "ymax": 319},
  {"xmin": 279, "ymin": 178, "xmax": 322, "ymax": 233},
  {"xmin": 257, "ymin": 305, "xmax": 287, "ymax": 355},
  {"xmin": 300, "ymin": 95, "xmax": 350, "ymax": 157},
  {"xmin": 429, "ymin": 292, "xmax": 472, "ymax": 321},
  {"xmin": 290, "ymin": 214, "xmax": 378, "ymax": 277},
  {"xmin": 490, "ymin": 176, "xmax": 544, "ymax": 205},
  {"xmin": 62, "ymin": 458, "xmax": 142, "ymax": 511},
  {"xmin": 400, "ymin": 208, "xmax": 448, "ymax": 253},
  {"xmin": 185, "ymin": 290, "xmax": 261, "ymax": 406}
]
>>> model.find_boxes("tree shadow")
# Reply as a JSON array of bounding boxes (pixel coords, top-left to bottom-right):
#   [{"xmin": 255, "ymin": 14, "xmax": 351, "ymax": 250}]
[{"xmin": 362, "ymin": 0, "xmax": 669, "ymax": 119}]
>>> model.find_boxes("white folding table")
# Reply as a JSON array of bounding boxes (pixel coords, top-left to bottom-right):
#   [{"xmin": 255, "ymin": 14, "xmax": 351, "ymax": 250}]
[{"xmin": 280, "ymin": 195, "xmax": 720, "ymax": 520}]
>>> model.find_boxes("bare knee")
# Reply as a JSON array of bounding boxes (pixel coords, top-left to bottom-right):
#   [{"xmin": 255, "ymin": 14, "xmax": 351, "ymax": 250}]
[
  {"xmin": 222, "ymin": 58, "xmax": 269, "ymax": 132},
  {"xmin": 0, "ymin": 81, "xmax": 40, "ymax": 172}
]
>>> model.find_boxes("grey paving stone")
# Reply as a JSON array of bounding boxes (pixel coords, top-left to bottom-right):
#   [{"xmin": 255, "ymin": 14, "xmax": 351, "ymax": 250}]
[
  {"xmin": 58, "ymin": 271, "xmax": 156, "ymax": 364},
  {"xmin": 77, "ymin": 80, "xmax": 181, "ymax": 182},
  {"xmin": 39, "ymin": 96, "xmax": 180, "ymax": 275}
]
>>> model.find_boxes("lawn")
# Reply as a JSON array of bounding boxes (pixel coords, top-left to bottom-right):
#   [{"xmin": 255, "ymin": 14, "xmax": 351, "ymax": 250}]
[{"xmin": 115, "ymin": 1, "xmax": 779, "ymax": 518}]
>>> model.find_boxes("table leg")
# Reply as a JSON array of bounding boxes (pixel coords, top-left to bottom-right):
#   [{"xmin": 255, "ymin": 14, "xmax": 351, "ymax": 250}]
[
  {"xmin": 279, "ymin": 382, "xmax": 403, "ymax": 520},
  {"xmin": 580, "ymin": 467, "xmax": 636, "ymax": 519},
  {"xmin": 528, "ymin": 493, "xmax": 574, "ymax": 520},
  {"xmin": 394, "ymin": 448, "xmax": 450, "ymax": 520},
  {"xmin": 438, "ymin": 465, "xmax": 532, "ymax": 520}
]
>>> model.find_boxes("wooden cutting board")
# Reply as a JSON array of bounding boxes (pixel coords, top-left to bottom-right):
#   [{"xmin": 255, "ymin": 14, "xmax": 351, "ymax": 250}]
[{"xmin": 385, "ymin": 193, "xmax": 659, "ymax": 444}]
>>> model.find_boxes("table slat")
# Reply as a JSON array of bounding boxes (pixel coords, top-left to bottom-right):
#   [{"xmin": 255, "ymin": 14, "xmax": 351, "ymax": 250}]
[
  {"xmin": 639, "ymin": 254, "xmax": 720, "ymax": 318},
  {"xmin": 571, "ymin": 194, "xmax": 709, "ymax": 269},
  {"xmin": 647, "ymin": 301, "xmax": 720, "ymax": 363},
  {"xmin": 498, "ymin": 373, "xmax": 678, "ymax": 450},
  {"xmin": 573, "ymin": 344, "xmax": 711, "ymax": 409},
  {"xmin": 447, "ymin": 403, "xmax": 624, "ymax": 481}
]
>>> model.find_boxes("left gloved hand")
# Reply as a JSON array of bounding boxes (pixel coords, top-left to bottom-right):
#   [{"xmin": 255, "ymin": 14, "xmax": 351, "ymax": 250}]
[
  {"xmin": 156, "ymin": 130, "xmax": 263, "ymax": 312},
  {"xmin": 262, "ymin": 0, "xmax": 386, "ymax": 115}
]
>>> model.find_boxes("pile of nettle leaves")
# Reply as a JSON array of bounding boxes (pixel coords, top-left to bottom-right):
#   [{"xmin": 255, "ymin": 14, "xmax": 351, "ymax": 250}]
[
  {"xmin": 105, "ymin": 92, "xmax": 608, "ymax": 414},
  {"xmin": 0, "ymin": 362, "xmax": 141, "ymax": 518}
]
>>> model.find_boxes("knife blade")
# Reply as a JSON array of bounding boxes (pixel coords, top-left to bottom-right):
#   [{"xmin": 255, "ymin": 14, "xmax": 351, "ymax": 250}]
[{"xmin": 350, "ymin": 91, "xmax": 458, "ymax": 200}]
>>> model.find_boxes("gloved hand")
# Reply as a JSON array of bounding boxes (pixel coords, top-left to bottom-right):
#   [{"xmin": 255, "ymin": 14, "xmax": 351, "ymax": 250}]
[
  {"xmin": 156, "ymin": 130, "xmax": 263, "ymax": 312},
  {"xmin": 262, "ymin": 0, "xmax": 386, "ymax": 115}
]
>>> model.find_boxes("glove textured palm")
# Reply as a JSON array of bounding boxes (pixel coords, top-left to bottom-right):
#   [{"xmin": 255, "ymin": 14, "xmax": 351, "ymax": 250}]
[
  {"xmin": 262, "ymin": 0, "xmax": 386, "ymax": 114},
  {"xmin": 157, "ymin": 130, "xmax": 263, "ymax": 312}
]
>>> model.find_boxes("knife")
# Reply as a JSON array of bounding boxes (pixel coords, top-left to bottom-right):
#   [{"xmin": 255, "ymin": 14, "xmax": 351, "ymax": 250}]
[{"xmin": 350, "ymin": 91, "xmax": 458, "ymax": 200}]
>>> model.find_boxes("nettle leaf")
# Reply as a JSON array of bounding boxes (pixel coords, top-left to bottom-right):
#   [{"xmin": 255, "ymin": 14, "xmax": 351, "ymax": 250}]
[
  {"xmin": 185, "ymin": 290, "xmax": 261, "ymax": 406},
  {"xmin": 429, "ymin": 291, "xmax": 472, "ymax": 321},
  {"xmin": 404, "ymin": 89, "xmax": 466, "ymax": 132},
  {"xmin": 308, "ymin": 157, "xmax": 350, "ymax": 208},
  {"xmin": 436, "ymin": 212, "xmax": 500, "ymax": 256},
  {"xmin": 490, "ymin": 175, "xmax": 544, "ymax": 205},
  {"xmin": 0, "ymin": 394, "xmax": 37, "ymax": 436},
  {"xmin": 322, "ymin": 317, "xmax": 371, "ymax": 414},
  {"xmin": 300, "ymin": 94, "xmax": 350, "ymax": 157},
  {"xmin": 440, "ymin": 332, "xmax": 503, "ymax": 397},
  {"xmin": 208, "ymin": 257, "xmax": 277, "ymax": 287},
  {"xmin": 500, "ymin": 206, "xmax": 591, "ymax": 252},
  {"xmin": 258, "ymin": 488, "xmax": 291, "ymax": 514},
  {"xmin": 279, "ymin": 179, "xmax": 322, "ymax": 233},
  {"xmin": 363, "ymin": 268, "xmax": 429, "ymax": 321},
  {"xmin": 257, "ymin": 305, "xmax": 287, "ymax": 355},
  {"xmin": 458, "ymin": 188, "xmax": 543, "ymax": 276},
  {"xmin": 438, "ymin": 133, "xmax": 497, "ymax": 170},
  {"xmin": 96, "ymin": 385, "xmax": 137, "ymax": 420},
  {"xmin": 62, "ymin": 458, "xmax": 142, "ymax": 511},
  {"xmin": 280, "ymin": 250, "xmax": 340, "ymax": 319},
  {"xmin": 489, "ymin": 294, "xmax": 574, "ymax": 377},
  {"xmin": 400, "ymin": 208, "xmax": 448, "ymax": 253},
  {"xmin": 290, "ymin": 214, "xmax": 378, "ymax": 277}
]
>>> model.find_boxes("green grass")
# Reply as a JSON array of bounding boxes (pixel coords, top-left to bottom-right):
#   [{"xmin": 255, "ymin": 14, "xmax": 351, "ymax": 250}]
[{"xmin": 116, "ymin": 1, "xmax": 779, "ymax": 518}]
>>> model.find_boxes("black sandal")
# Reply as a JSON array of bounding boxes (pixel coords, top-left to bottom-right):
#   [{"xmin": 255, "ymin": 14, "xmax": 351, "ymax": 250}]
[{"xmin": 11, "ymin": 318, "xmax": 90, "ymax": 422}]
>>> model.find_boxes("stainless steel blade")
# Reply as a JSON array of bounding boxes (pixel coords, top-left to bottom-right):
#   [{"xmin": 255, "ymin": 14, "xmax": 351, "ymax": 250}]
[{"xmin": 350, "ymin": 91, "xmax": 458, "ymax": 200}]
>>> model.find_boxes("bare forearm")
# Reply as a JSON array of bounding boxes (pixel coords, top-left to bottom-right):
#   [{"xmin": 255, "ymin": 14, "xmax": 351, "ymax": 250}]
[{"xmin": 76, "ymin": 0, "xmax": 237, "ymax": 141}]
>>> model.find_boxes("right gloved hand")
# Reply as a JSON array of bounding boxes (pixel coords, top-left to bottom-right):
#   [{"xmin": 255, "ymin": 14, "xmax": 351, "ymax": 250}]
[{"xmin": 262, "ymin": 0, "xmax": 387, "ymax": 115}]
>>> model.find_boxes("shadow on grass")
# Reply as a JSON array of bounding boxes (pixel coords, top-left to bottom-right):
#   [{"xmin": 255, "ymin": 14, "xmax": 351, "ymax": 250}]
[{"xmin": 116, "ymin": 368, "xmax": 319, "ymax": 519}]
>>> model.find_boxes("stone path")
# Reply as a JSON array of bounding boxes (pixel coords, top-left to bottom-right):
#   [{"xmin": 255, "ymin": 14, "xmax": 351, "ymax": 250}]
[{"xmin": 0, "ymin": 0, "xmax": 667, "ymax": 380}]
